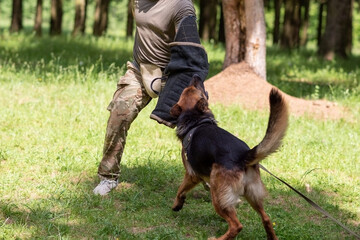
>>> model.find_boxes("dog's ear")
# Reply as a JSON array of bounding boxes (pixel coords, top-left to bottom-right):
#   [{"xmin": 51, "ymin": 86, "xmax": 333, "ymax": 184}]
[
  {"xmin": 195, "ymin": 98, "xmax": 208, "ymax": 113},
  {"xmin": 170, "ymin": 104, "xmax": 182, "ymax": 117}
]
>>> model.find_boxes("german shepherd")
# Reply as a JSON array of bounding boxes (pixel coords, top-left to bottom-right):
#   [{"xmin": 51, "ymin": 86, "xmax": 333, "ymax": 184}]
[{"xmin": 170, "ymin": 76, "xmax": 288, "ymax": 240}]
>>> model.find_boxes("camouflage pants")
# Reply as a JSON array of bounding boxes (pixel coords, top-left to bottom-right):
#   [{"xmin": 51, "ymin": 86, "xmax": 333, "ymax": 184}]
[{"xmin": 98, "ymin": 61, "xmax": 151, "ymax": 180}]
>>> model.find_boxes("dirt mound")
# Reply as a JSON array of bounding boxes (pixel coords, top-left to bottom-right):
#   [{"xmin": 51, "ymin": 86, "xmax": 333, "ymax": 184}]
[{"xmin": 204, "ymin": 62, "xmax": 346, "ymax": 120}]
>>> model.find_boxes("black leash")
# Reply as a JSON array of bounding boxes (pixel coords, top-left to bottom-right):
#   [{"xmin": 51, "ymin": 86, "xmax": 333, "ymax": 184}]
[{"xmin": 259, "ymin": 164, "xmax": 360, "ymax": 239}]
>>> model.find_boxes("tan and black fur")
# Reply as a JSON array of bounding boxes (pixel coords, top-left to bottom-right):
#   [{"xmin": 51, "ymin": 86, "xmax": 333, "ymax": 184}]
[{"xmin": 170, "ymin": 76, "xmax": 288, "ymax": 240}]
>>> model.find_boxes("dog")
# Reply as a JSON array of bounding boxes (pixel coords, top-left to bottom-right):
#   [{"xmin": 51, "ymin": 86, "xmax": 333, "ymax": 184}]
[{"xmin": 170, "ymin": 76, "xmax": 288, "ymax": 240}]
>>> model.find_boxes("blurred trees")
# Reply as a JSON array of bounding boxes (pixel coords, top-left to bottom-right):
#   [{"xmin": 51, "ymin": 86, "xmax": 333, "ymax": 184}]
[
  {"xmin": 280, "ymin": 0, "xmax": 301, "ymax": 48},
  {"xmin": 199, "ymin": 0, "xmax": 218, "ymax": 41},
  {"xmin": 72, "ymin": 0, "xmax": 88, "ymax": 36},
  {"xmin": 126, "ymin": 0, "xmax": 133, "ymax": 38},
  {"xmin": 34, "ymin": 0, "xmax": 43, "ymax": 36},
  {"xmin": 279, "ymin": 0, "xmax": 310, "ymax": 48},
  {"xmin": 50, "ymin": 0, "xmax": 63, "ymax": 35},
  {"xmin": 93, "ymin": 0, "xmax": 110, "ymax": 36},
  {"xmin": 10, "ymin": 0, "xmax": 23, "ymax": 32},
  {"xmin": 272, "ymin": 0, "xmax": 281, "ymax": 45},
  {"xmin": 319, "ymin": 0, "xmax": 353, "ymax": 60},
  {"xmin": 4, "ymin": 0, "xmax": 358, "ymax": 66}
]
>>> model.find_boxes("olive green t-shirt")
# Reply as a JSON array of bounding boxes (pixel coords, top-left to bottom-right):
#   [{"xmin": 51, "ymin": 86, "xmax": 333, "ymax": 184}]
[{"xmin": 132, "ymin": 0, "xmax": 196, "ymax": 68}]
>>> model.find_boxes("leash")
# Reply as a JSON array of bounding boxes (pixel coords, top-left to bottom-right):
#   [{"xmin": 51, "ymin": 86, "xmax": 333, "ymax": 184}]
[{"xmin": 259, "ymin": 164, "xmax": 360, "ymax": 239}]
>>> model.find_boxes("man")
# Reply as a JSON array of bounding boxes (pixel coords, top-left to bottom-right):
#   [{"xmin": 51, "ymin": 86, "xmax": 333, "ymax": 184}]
[{"xmin": 94, "ymin": 0, "xmax": 208, "ymax": 195}]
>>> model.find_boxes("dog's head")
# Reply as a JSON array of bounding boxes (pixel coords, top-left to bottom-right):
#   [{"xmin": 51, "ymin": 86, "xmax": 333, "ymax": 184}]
[{"xmin": 170, "ymin": 75, "xmax": 209, "ymax": 118}]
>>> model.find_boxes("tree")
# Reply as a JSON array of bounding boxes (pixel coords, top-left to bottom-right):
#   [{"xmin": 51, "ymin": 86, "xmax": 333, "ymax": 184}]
[
  {"xmin": 34, "ymin": 0, "xmax": 43, "ymax": 36},
  {"xmin": 244, "ymin": 0, "xmax": 266, "ymax": 80},
  {"xmin": 275, "ymin": 0, "xmax": 310, "ymax": 48},
  {"xmin": 218, "ymin": 3, "xmax": 225, "ymax": 43},
  {"xmin": 222, "ymin": 0, "xmax": 246, "ymax": 69},
  {"xmin": 50, "ymin": 0, "xmax": 63, "ymax": 35},
  {"xmin": 199, "ymin": 0, "xmax": 218, "ymax": 41},
  {"xmin": 222, "ymin": 0, "xmax": 266, "ymax": 80},
  {"xmin": 317, "ymin": 0, "xmax": 325, "ymax": 47},
  {"xmin": 93, "ymin": 0, "xmax": 111, "ymax": 36},
  {"xmin": 273, "ymin": 0, "xmax": 282, "ymax": 45},
  {"xmin": 10, "ymin": 0, "xmax": 23, "ymax": 33},
  {"xmin": 319, "ymin": 0, "xmax": 353, "ymax": 60},
  {"xmin": 72, "ymin": 0, "xmax": 88, "ymax": 36},
  {"xmin": 280, "ymin": 0, "xmax": 301, "ymax": 48},
  {"xmin": 126, "ymin": 0, "xmax": 133, "ymax": 38},
  {"xmin": 300, "ymin": 0, "xmax": 310, "ymax": 46}
]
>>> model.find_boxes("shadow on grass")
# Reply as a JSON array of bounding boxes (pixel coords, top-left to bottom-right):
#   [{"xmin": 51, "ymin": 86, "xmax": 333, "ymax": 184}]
[
  {"xmin": 1, "ymin": 162, "xmax": 359, "ymax": 239},
  {"xmin": 0, "ymin": 34, "xmax": 133, "ymax": 78}
]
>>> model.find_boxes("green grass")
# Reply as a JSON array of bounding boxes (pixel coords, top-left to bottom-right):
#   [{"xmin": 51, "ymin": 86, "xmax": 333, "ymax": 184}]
[{"xmin": 1, "ymin": 13, "xmax": 360, "ymax": 239}]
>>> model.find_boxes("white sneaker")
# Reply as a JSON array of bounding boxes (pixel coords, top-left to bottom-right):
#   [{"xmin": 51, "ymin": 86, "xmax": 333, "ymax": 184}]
[{"xmin": 93, "ymin": 179, "xmax": 119, "ymax": 195}]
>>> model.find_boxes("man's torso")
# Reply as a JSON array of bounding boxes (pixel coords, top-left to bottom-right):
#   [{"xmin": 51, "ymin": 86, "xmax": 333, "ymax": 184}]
[{"xmin": 132, "ymin": 0, "xmax": 195, "ymax": 68}]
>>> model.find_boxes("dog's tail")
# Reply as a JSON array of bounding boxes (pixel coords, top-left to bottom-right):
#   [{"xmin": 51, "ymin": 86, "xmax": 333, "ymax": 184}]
[{"xmin": 245, "ymin": 88, "xmax": 288, "ymax": 166}]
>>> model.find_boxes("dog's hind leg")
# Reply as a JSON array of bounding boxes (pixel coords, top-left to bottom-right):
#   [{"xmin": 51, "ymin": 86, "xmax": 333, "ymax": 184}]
[
  {"xmin": 172, "ymin": 173, "xmax": 201, "ymax": 211},
  {"xmin": 209, "ymin": 167, "xmax": 243, "ymax": 240},
  {"xmin": 245, "ymin": 196, "xmax": 277, "ymax": 240},
  {"xmin": 210, "ymin": 189, "xmax": 243, "ymax": 240}
]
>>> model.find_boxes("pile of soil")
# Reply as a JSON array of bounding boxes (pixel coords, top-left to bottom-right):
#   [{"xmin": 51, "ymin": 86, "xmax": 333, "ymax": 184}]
[{"xmin": 204, "ymin": 62, "xmax": 346, "ymax": 120}]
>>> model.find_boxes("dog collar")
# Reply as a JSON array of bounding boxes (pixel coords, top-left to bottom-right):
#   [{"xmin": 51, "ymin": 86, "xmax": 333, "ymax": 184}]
[{"xmin": 182, "ymin": 118, "xmax": 216, "ymax": 153}]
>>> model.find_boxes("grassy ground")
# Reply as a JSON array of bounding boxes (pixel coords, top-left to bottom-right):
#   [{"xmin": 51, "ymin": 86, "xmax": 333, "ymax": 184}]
[
  {"xmin": 1, "ymin": 4, "xmax": 360, "ymax": 237},
  {"xmin": 1, "ymin": 33, "xmax": 359, "ymax": 240}
]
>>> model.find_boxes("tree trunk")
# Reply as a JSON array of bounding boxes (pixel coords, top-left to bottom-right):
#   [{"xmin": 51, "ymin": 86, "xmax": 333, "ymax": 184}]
[
  {"xmin": 34, "ymin": 0, "xmax": 42, "ymax": 36},
  {"xmin": 264, "ymin": 0, "xmax": 271, "ymax": 10},
  {"xmin": 239, "ymin": 0, "xmax": 246, "ymax": 62},
  {"xmin": 10, "ymin": 0, "xmax": 23, "ymax": 33},
  {"xmin": 126, "ymin": 0, "xmax": 134, "ymax": 38},
  {"xmin": 93, "ymin": 0, "xmax": 101, "ymax": 36},
  {"xmin": 72, "ymin": 0, "xmax": 87, "ymax": 36},
  {"xmin": 93, "ymin": 0, "xmax": 110, "ymax": 36},
  {"xmin": 222, "ymin": 0, "xmax": 267, "ymax": 79},
  {"xmin": 346, "ymin": 0, "xmax": 353, "ymax": 54},
  {"xmin": 317, "ymin": 1, "xmax": 325, "ymax": 47},
  {"xmin": 319, "ymin": 0, "xmax": 353, "ymax": 60},
  {"xmin": 218, "ymin": 2, "xmax": 225, "ymax": 43},
  {"xmin": 50, "ymin": 0, "xmax": 63, "ymax": 35},
  {"xmin": 244, "ymin": 0, "xmax": 266, "ymax": 80},
  {"xmin": 273, "ymin": 0, "xmax": 281, "ymax": 45},
  {"xmin": 222, "ymin": 0, "xmax": 245, "ymax": 69},
  {"xmin": 199, "ymin": 0, "xmax": 218, "ymax": 41},
  {"xmin": 300, "ymin": 0, "xmax": 310, "ymax": 46},
  {"xmin": 280, "ymin": 0, "xmax": 301, "ymax": 48}
]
